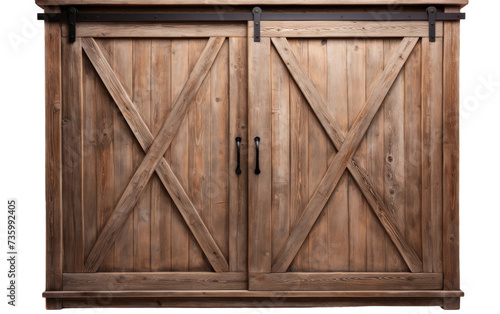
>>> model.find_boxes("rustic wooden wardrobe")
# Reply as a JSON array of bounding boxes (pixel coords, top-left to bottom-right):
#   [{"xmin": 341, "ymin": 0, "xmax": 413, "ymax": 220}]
[{"xmin": 38, "ymin": 0, "xmax": 466, "ymax": 310}]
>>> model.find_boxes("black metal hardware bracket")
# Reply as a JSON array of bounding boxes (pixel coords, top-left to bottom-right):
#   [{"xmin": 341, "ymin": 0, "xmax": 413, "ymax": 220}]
[
  {"xmin": 427, "ymin": 6, "xmax": 437, "ymax": 42},
  {"xmin": 253, "ymin": 7, "xmax": 261, "ymax": 42},
  {"xmin": 38, "ymin": 6, "xmax": 465, "ymax": 44}
]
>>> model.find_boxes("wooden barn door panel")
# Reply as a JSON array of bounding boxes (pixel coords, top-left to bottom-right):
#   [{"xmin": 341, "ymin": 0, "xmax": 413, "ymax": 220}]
[
  {"xmin": 248, "ymin": 21, "xmax": 444, "ymax": 291},
  {"xmin": 61, "ymin": 25, "xmax": 248, "ymax": 289}
]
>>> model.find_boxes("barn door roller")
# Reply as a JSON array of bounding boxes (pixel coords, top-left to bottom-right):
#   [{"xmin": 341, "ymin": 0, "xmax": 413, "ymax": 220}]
[{"xmin": 37, "ymin": 6, "xmax": 465, "ymax": 43}]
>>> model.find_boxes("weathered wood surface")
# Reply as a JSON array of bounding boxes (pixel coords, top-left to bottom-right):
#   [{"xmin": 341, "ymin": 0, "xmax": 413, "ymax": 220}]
[
  {"xmin": 36, "ymin": 0, "xmax": 469, "ymax": 7},
  {"xmin": 45, "ymin": 6, "xmax": 63, "ymax": 310}
]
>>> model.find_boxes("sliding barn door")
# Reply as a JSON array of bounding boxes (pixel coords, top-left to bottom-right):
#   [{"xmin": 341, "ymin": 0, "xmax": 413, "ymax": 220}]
[
  {"xmin": 60, "ymin": 23, "xmax": 248, "ymax": 291},
  {"xmin": 248, "ymin": 21, "xmax": 445, "ymax": 291}
]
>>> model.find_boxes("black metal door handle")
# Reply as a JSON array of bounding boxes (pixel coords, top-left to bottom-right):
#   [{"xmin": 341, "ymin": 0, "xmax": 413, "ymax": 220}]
[
  {"xmin": 235, "ymin": 137, "xmax": 242, "ymax": 175},
  {"xmin": 254, "ymin": 137, "xmax": 261, "ymax": 175}
]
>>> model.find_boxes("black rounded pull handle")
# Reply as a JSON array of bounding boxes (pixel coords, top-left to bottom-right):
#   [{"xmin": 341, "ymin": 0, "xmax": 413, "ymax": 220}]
[
  {"xmin": 254, "ymin": 137, "xmax": 261, "ymax": 175},
  {"xmin": 235, "ymin": 137, "xmax": 242, "ymax": 175}
]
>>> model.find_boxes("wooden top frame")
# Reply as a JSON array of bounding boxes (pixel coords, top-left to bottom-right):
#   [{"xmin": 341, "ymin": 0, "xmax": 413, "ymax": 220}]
[{"xmin": 36, "ymin": 0, "xmax": 468, "ymax": 8}]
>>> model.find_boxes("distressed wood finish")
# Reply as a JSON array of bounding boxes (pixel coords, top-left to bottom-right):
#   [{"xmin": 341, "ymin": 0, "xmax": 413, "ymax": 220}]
[
  {"xmin": 43, "ymin": 2, "xmax": 464, "ymax": 309},
  {"xmin": 45, "ymin": 7, "xmax": 63, "ymax": 310},
  {"xmin": 36, "ymin": 0, "xmax": 469, "ymax": 7}
]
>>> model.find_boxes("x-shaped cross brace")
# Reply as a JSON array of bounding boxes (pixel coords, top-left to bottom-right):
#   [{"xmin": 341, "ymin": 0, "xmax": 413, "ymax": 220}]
[
  {"xmin": 271, "ymin": 37, "xmax": 422, "ymax": 273},
  {"xmin": 82, "ymin": 37, "xmax": 228, "ymax": 272}
]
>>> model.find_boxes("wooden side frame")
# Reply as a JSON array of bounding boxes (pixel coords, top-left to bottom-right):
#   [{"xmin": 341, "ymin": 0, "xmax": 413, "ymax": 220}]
[
  {"xmin": 442, "ymin": 6, "xmax": 461, "ymax": 311},
  {"xmin": 45, "ymin": 7, "xmax": 63, "ymax": 310}
]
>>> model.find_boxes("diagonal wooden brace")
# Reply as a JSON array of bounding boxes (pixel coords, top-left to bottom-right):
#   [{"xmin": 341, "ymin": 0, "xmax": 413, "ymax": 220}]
[
  {"xmin": 82, "ymin": 37, "xmax": 227, "ymax": 273},
  {"xmin": 271, "ymin": 37, "xmax": 421, "ymax": 273}
]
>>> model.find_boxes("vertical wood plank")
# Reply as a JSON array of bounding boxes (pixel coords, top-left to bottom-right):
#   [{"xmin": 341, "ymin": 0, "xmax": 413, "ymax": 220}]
[
  {"xmin": 95, "ymin": 40, "xmax": 115, "ymax": 271},
  {"xmin": 365, "ymin": 39, "xmax": 387, "ymax": 272},
  {"xmin": 150, "ymin": 39, "xmax": 173, "ymax": 271},
  {"xmin": 170, "ymin": 39, "xmax": 190, "ymax": 271},
  {"xmin": 270, "ymin": 44, "xmax": 290, "ymax": 263},
  {"xmin": 82, "ymin": 52, "xmax": 97, "ymax": 263},
  {"xmin": 61, "ymin": 37, "xmax": 84, "ymax": 273},
  {"xmin": 229, "ymin": 37, "xmax": 248, "ymax": 272},
  {"xmin": 307, "ymin": 39, "xmax": 329, "ymax": 271},
  {"xmin": 383, "ymin": 39, "xmax": 408, "ymax": 272},
  {"xmin": 188, "ymin": 38, "xmax": 211, "ymax": 271},
  {"xmin": 443, "ymin": 6, "xmax": 461, "ymax": 310},
  {"xmin": 112, "ymin": 39, "xmax": 134, "ymax": 271},
  {"xmin": 210, "ymin": 38, "xmax": 230, "ymax": 264},
  {"xmin": 45, "ymin": 8, "xmax": 63, "ymax": 309},
  {"xmin": 326, "ymin": 39, "xmax": 349, "ymax": 272},
  {"xmin": 422, "ymin": 37, "xmax": 444, "ymax": 273},
  {"xmin": 404, "ymin": 40, "xmax": 423, "ymax": 262},
  {"xmin": 248, "ymin": 29, "xmax": 272, "ymax": 275},
  {"xmin": 288, "ymin": 39, "xmax": 309, "ymax": 272},
  {"xmin": 347, "ymin": 39, "xmax": 367, "ymax": 272},
  {"xmin": 131, "ymin": 39, "xmax": 151, "ymax": 271}
]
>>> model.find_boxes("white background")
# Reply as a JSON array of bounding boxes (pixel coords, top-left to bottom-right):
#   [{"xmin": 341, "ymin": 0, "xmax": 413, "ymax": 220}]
[{"xmin": 0, "ymin": 0, "xmax": 498, "ymax": 313}]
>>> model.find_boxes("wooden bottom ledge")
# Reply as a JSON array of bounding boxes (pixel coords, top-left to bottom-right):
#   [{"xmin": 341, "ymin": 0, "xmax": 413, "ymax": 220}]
[{"xmin": 44, "ymin": 290, "xmax": 464, "ymax": 299}]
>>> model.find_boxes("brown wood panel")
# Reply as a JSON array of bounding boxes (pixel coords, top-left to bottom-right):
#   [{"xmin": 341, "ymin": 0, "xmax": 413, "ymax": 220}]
[
  {"xmin": 210, "ymin": 38, "xmax": 230, "ymax": 264},
  {"xmin": 326, "ymin": 39, "xmax": 349, "ymax": 272},
  {"xmin": 63, "ymin": 23, "xmax": 247, "ymax": 38},
  {"xmin": 187, "ymin": 38, "xmax": 211, "ymax": 272},
  {"xmin": 257, "ymin": 21, "xmax": 443, "ymax": 38},
  {"xmin": 45, "ymin": 7, "xmax": 63, "ymax": 310},
  {"xmin": 421, "ymin": 37, "xmax": 444, "ymax": 273},
  {"xmin": 365, "ymin": 39, "xmax": 387, "ymax": 272},
  {"xmin": 443, "ymin": 6, "xmax": 461, "ymax": 310},
  {"xmin": 248, "ymin": 30, "xmax": 272, "ymax": 275},
  {"xmin": 63, "ymin": 272, "xmax": 247, "ymax": 290},
  {"xmin": 288, "ymin": 39, "xmax": 310, "ymax": 272},
  {"xmin": 228, "ymin": 37, "xmax": 248, "ymax": 273},
  {"xmin": 95, "ymin": 39, "xmax": 116, "ymax": 271},
  {"xmin": 60, "ymin": 297, "xmax": 447, "ymax": 308},
  {"xmin": 36, "ymin": 0, "xmax": 470, "ymax": 7},
  {"xmin": 250, "ymin": 273, "xmax": 443, "ymax": 291},
  {"xmin": 49, "ymin": 289, "xmax": 463, "ymax": 299},
  {"xmin": 150, "ymin": 39, "xmax": 173, "ymax": 272},
  {"xmin": 383, "ymin": 39, "xmax": 408, "ymax": 272},
  {"xmin": 404, "ymin": 39, "xmax": 423, "ymax": 262},
  {"xmin": 270, "ymin": 45, "xmax": 290, "ymax": 264},
  {"xmin": 170, "ymin": 39, "xmax": 190, "ymax": 272},
  {"xmin": 307, "ymin": 39, "xmax": 329, "ymax": 271},
  {"xmin": 112, "ymin": 39, "xmax": 135, "ymax": 272},
  {"xmin": 61, "ymin": 37, "xmax": 84, "ymax": 273},
  {"xmin": 347, "ymin": 39, "xmax": 367, "ymax": 272}
]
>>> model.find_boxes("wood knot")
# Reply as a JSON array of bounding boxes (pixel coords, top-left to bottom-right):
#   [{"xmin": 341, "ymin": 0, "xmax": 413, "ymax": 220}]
[{"xmin": 53, "ymin": 102, "xmax": 61, "ymax": 112}]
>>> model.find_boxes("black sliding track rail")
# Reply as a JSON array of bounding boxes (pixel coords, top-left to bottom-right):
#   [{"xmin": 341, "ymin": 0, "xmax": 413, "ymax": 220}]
[{"xmin": 38, "ymin": 6, "xmax": 465, "ymax": 43}]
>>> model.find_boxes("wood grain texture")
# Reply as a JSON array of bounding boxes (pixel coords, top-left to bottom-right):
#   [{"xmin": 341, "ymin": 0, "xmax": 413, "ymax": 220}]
[
  {"xmin": 257, "ymin": 21, "xmax": 443, "ymax": 38},
  {"xmin": 44, "ymin": 7, "xmax": 63, "ymax": 310},
  {"xmin": 60, "ymin": 297, "xmax": 447, "ymax": 308},
  {"xmin": 46, "ymin": 289, "xmax": 463, "ymax": 299},
  {"xmin": 442, "ymin": 6, "xmax": 460, "ymax": 310},
  {"xmin": 61, "ymin": 37, "xmax": 84, "ymax": 273},
  {"xmin": 250, "ymin": 272, "xmax": 443, "ymax": 291},
  {"xmin": 248, "ymin": 30, "xmax": 272, "ymax": 275},
  {"xmin": 63, "ymin": 23, "xmax": 246, "ymax": 38},
  {"xmin": 421, "ymin": 37, "xmax": 443, "ymax": 273},
  {"xmin": 228, "ymin": 37, "xmax": 248, "ymax": 272},
  {"xmin": 271, "ymin": 37, "xmax": 422, "ymax": 273},
  {"xmin": 112, "ymin": 39, "xmax": 135, "ymax": 272},
  {"xmin": 36, "ymin": 0, "xmax": 469, "ymax": 7},
  {"xmin": 82, "ymin": 37, "xmax": 227, "ymax": 272},
  {"xmin": 63, "ymin": 272, "xmax": 247, "ymax": 290}
]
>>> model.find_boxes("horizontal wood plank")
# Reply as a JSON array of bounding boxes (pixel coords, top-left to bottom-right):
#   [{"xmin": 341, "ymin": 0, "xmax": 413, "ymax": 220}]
[
  {"xmin": 253, "ymin": 21, "xmax": 443, "ymax": 38},
  {"xmin": 63, "ymin": 272, "xmax": 247, "ymax": 290},
  {"xmin": 249, "ymin": 273, "xmax": 443, "ymax": 291},
  {"xmin": 36, "ymin": 0, "xmax": 469, "ymax": 8},
  {"xmin": 63, "ymin": 23, "xmax": 246, "ymax": 38},
  {"xmin": 45, "ymin": 288, "xmax": 463, "ymax": 299}
]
